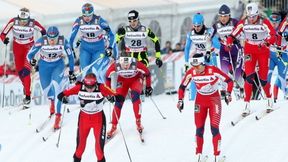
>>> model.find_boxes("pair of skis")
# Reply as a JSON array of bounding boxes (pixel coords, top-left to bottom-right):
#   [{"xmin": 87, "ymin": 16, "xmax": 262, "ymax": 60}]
[
  {"xmin": 197, "ymin": 155, "xmax": 226, "ymax": 162},
  {"xmin": 106, "ymin": 131, "xmax": 145, "ymax": 144},
  {"xmin": 34, "ymin": 114, "xmax": 61, "ymax": 142}
]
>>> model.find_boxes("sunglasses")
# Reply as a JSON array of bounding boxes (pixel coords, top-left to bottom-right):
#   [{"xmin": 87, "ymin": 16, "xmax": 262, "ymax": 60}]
[
  {"xmin": 129, "ymin": 19, "xmax": 138, "ymax": 23},
  {"xmin": 85, "ymin": 84, "xmax": 95, "ymax": 89},
  {"xmin": 193, "ymin": 25, "xmax": 202, "ymax": 28}
]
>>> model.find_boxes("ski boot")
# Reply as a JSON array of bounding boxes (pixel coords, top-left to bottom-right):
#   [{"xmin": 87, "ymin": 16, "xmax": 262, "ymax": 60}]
[
  {"xmin": 266, "ymin": 98, "xmax": 273, "ymax": 113},
  {"xmin": 53, "ymin": 113, "xmax": 61, "ymax": 130},
  {"xmin": 73, "ymin": 154, "xmax": 81, "ymax": 162},
  {"xmin": 23, "ymin": 96, "xmax": 31, "ymax": 109},
  {"xmin": 220, "ymin": 90, "xmax": 226, "ymax": 100},
  {"xmin": 140, "ymin": 90, "xmax": 145, "ymax": 102},
  {"xmin": 242, "ymin": 102, "xmax": 251, "ymax": 117},
  {"xmin": 107, "ymin": 124, "xmax": 117, "ymax": 139},
  {"xmin": 136, "ymin": 119, "xmax": 144, "ymax": 133},
  {"xmin": 49, "ymin": 100, "xmax": 55, "ymax": 116}
]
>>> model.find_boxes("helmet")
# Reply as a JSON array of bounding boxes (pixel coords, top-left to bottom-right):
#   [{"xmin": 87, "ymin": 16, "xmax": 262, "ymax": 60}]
[
  {"xmin": 218, "ymin": 4, "xmax": 231, "ymax": 15},
  {"xmin": 246, "ymin": 2, "xmax": 259, "ymax": 16},
  {"xmin": 284, "ymin": 29, "xmax": 288, "ymax": 41},
  {"xmin": 47, "ymin": 26, "xmax": 59, "ymax": 39},
  {"xmin": 83, "ymin": 73, "xmax": 97, "ymax": 89},
  {"xmin": 82, "ymin": 3, "xmax": 94, "ymax": 16},
  {"xmin": 128, "ymin": 10, "xmax": 139, "ymax": 20},
  {"xmin": 192, "ymin": 13, "xmax": 204, "ymax": 25},
  {"xmin": 189, "ymin": 53, "xmax": 205, "ymax": 66},
  {"xmin": 269, "ymin": 13, "xmax": 281, "ymax": 22},
  {"xmin": 119, "ymin": 56, "xmax": 134, "ymax": 69},
  {"xmin": 18, "ymin": 8, "xmax": 30, "ymax": 20}
]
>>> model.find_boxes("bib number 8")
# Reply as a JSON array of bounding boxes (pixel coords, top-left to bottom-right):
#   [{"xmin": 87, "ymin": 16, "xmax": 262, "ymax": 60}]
[{"xmin": 252, "ymin": 33, "xmax": 258, "ymax": 40}]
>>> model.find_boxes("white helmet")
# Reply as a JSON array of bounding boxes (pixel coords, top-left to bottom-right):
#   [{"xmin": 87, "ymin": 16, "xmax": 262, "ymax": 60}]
[
  {"xmin": 19, "ymin": 8, "xmax": 30, "ymax": 19},
  {"xmin": 246, "ymin": 2, "xmax": 259, "ymax": 16}
]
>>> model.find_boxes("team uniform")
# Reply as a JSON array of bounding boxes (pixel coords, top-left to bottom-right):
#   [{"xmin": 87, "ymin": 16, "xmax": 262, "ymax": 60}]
[
  {"xmin": 116, "ymin": 10, "xmax": 162, "ymax": 67},
  {"xmin": 227, "ymin": 3, "xmax": 276, "ymax": 113},
  {"xmin": 27, "ymin": 26, "xmax": 75, "ymax": 129},
  {"xmin": 105, "ymin": 57, "xmax": 152, "ymax": 137},
  {"xmin": 58, "ymin": 73, "xmax": 116, "ymax": 162},
  {"xmin": 0, "ymin": 9, "xmax": 46, "ymax": 106},
  {"xmin": 69, "ymin": 3, "xmax": 115, "ymax": 83},
  {"xmin": 177, "ymin": 54, "xmax": 233, "ymax": 158}
]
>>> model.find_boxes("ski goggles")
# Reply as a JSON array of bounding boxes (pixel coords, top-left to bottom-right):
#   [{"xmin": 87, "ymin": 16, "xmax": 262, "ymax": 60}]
[{"xmin": 189, "ymin": 56, "xmax": 205, "ymax": 66}]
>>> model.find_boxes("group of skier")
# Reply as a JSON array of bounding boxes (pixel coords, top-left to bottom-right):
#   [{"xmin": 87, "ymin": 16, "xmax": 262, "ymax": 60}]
[{"xmin": 1, "ymin": 1, "xmax": 288, "ymax": 162}]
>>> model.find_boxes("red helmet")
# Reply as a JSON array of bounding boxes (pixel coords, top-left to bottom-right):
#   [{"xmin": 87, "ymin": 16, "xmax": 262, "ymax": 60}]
[{"xmin": 83, "ymin": 73, "xmax": 97, "ymax": 89}]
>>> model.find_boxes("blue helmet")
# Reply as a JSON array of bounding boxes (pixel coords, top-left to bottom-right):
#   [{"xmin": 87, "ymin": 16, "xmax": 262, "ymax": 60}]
[
  {"xmin": 47, "ymin": 26, "xmax": 59, "ymax": 38},
  {"xmin": 269, "ymin": 13, "xmax": 281, "ymax": 22},
  {"xmin": 218, "ymin": 4, "xmax": 230, "ymax": 15},
  {"xmin": 82, "ymin": 3, "xmax": 94, "ymax": 16},
  {"xmin": 192, "ymin": 13, "xmax": 204, "ymax": 25}
]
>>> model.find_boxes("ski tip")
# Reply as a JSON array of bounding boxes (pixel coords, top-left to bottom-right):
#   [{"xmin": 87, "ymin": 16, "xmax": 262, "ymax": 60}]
[
  {"xmin": 255, "ymin": 116, "xmax": 260, "ymax": 120},
  {"xmin": 56, "ymin": 144, "xmax": 59, "ymax": 148},
  {"xmin": 42, "ymin": 137, "xmax": 46, "ymax": 142},
  {"xmin": 36, "ymin": 129, "xmax": 39, "ymax": 133},
  {"xmin": 231, "ymin": 121, "xmax": 235, "ymax": 126}
]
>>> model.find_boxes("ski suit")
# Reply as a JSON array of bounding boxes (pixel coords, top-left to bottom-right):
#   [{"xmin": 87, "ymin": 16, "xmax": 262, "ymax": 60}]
[
  {"xmin": 69, "ymin": 15, "xmax": 115, "ymax": 83},
  {"xmin": 178, "ymin": 65, "xmax": 233, "ymax": 156}
]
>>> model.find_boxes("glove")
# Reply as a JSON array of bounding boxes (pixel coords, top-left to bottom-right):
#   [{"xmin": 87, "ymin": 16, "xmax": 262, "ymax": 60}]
[
  {"xmin": 30, "ymin": 59, "xmax": 37, "ymax": 66},
  {"xmin": 68, "ymin": 71, "xmax": 76, "ymax": 83},
  {"xmin": 105, "ymin": 47, "xmax": 113, "ymax": 57},
  {"xmin": 106, "ymin": 96, "xmax": 115, "ymax": 103},
  {"xmin": 3, "ymin": 37, "xmax": 9, "ymax": 45},
  {"xmin": 276, "ymin": 46, "xmax": 282, "ymax": 58},
  {"xmin": 76, "ymin": 40, "xmax": 81, "ymax": 48},
  {"xmin": 177, "ymin": 99, "xmax": 184, "ymax": 112},
  {"xmin": 155, "ymin": 58, "xmax": 163, "ymax": 68},
  {"xmin": 224, "ymin": 92, "xmax": 232, "ymax": 105},
  {"xmin": 57, "ymin": 92, "xmax": 68, "ymax": 104},
  {"xmin": 184, "ymin": 63, "xmax": 189, "ymax": 72},
  {"xmin": 205, "ymin": 51, "xmax": 211, "ymax": 62},
  {"xmin": 145, "ymin": 87, "xmax": 153, "ymax": 97}
]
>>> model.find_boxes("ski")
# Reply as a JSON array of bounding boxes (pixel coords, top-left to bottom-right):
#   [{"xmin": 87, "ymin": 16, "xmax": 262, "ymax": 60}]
[
  {"xmin": 201, "ymin": 155, "xmax": 208, "ymax": 162},
  {"xmin": 139, "ymin": 132, "xmax": 145, "ymax": 143},
  {"xmin": 217, "ymin": 156, "xmax": 226, "ymax": 162},
  {"xmin": 36, "ymin": 115, "xmax": 54, "ymax": 133},
  {"xmin": 255, "ymin": 107, "xmax": 279, "ymax": 120},
  {"xmin": 231, "ymin": 114, "xmax": 246, "ymax": 126},
  {"xmin": 105, "ymin": 132, "xmax": 117, "ymax": 144},
  {"xmin": 42, "ymin": 128, "xmax": 58, "ymax": 142}
]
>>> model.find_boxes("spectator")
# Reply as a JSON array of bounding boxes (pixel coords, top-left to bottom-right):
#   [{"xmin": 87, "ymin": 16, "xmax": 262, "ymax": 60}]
[
  {"xmin": 161, "ymin": 41, "xmax": 172, "ymax": 54},
  {"xmin": 173, "ymin": 42, "xmax": 183, "ymax": 52}
]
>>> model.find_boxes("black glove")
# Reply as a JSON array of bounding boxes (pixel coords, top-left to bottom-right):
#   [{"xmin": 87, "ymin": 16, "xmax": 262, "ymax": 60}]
[
  {"xmin": 177, "ymin": 99, "xmax": 184, "ymax": 112},
  {"xmin": 224, "ymin": 92, "xmax": 232, "ymax": 105},
  {"xmin": 68, "ymin": 71, "xmax": 76, "ymax": 83},
  {"xmin": 184, "ymin": 64, "xmax": 189, "ymax": 72},
  {"xmin": 106, "ymin": 96, "xmax": 115, "ymax": 103},
  {"xmin": 105, "ymin": 47, "xmax": 113, "ymax": 57},
  {"xmin": 3, "ymin": 37, "xmax": 9, "ymax": 45},
  {"xmin": 145, "ymin": 87, "xmax": 153, "ymax": 97},
  {"xmin": 76, "ymin": 40, "xmax": 81, "ymax": 48},
  {"xmin": 30, "ymin": 59, "xmax": 37, "ymax": 66},
  {"xmin": 276, "ymin": 46, "xmax": 282, "ymax": 58},
  {"xmin": 57, "ymin": 92, "xmax": 68, "ymax": 104},
  {"xmin": 117, "ymin": 27, "xmax": 126, "ymax": 35},
  {"xmin": 284, "ymin": 32, "xmax": 288, "ymax": 42},
  {"xmin": 205, "ymin": 51, "xmax": 211, "ymax": 62},
  {"xmin": 155, "ymin": 58, "xmax": 163, "ymax": 68}
]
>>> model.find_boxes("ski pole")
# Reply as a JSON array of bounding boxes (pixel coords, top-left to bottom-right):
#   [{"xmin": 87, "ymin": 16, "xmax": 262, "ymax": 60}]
[
  {"xmin": 76, "ymin": 53, "xmax": 105, "ymax": 78},
  {"xmin": 149, "ymin": 96, "xmax": 167, "ymax": 119},
  {"xmin": 56, "ymin": 104, "xmax": 67, "ymax": 148},
  {"xmin": 2, "ymin": 44, "xmax": 8, "ymax": 108},
  {"xmin": 28, "ymin": 67, "xmax": 36, "ymax": 125},
  {"xmin": 112, "ymin": 107, "xmax": 133, "ymax": 162}
]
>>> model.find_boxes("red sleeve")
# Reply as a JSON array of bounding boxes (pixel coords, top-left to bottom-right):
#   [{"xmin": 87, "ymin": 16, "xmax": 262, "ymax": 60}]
[
  {"xmin": 137, "ymin": 61, "xmax": 151, "ymax": 87},
  {"xmin": 263, "ymin": 19, "xmax": 276, "ymax": 45},
  {"xmin": 34, "ymin": 20, "xmax": 46, "ymax": 36},
  {"xmin": 63, "ymin": 83, "xmax": 82, "ymax": 96},
  {"xmin": 278, "ymin": 16, "xmax": 287, "ymax": 33},
  {"xmin": 213, "ymin": 67, "xmax": 234, "ymax": 93},
  {"xmin": 105, "ymin": 63, "xmax": 115, "ymax": 88},
  {"xmin": 99, "ymin": 84, "xmax": 116, "ymax": 97},
  {"xmin": 0, "ymin": 18, "xmax": 14, "ymax": 41},
  {"xmin": 178, "ymin": 68, "xmax": 193, "ymax": 100}
]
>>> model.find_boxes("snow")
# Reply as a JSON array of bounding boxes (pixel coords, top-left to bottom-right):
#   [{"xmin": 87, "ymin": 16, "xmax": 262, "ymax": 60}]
[{"xmin": 0, "ymin": 93, "xmax": 288, "ymax": 162}]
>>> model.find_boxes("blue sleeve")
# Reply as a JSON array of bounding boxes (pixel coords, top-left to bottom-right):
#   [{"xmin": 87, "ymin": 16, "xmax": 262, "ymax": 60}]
[
  {"xmin": 184, "ymin": 32, "xmax": 192, "ymax": 63},
  {"xmin": 211, "ymin": 24, "xmax": 217, "ymax": 39},
  {"xmin": 99, "ymin": 17, "xmax": 115, "ymax": 48},
  {"xmin": 112, "ymin": 42, "xmax": 118, "ymax": 59},
  {"xmin": 26, "ymin": 38, "xmax": 43, "ymax": 61},
  {"xmin": 64, "ymin": 39, "xmax": 75, "ymax": 72},
  {"xmin": 69, "ymin": 18, "xmax": 80, "ymax": 49}
]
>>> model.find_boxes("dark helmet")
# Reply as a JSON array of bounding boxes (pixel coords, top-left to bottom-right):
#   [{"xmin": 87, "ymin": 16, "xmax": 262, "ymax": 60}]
[
  {"xmin": 269, "ymin": 12, "xmax": 281, "ymax": 23},
  {"xmin": 83, "ymin": 73, "xmax": 97, "ymax": 89},
  {"xmin": 218, "ymin": 4, "xmax": 231, "ymax": 15},
  {"xmin": 47, "ymin": 26, "xmax": 59, "ymax": 38},
  {"xmin": 189, "ymin": 53, "xmax": 205, "ymax": 66},
  {"xmin": 128, "ymin": 10, "xmax": 139, "ymax": 20},
  {"xmin": 82, "ymin": 3, "xmax": 94, "ymax": 16}
]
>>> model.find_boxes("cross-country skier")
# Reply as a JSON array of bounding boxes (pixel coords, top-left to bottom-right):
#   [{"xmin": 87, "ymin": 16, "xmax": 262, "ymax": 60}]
[
  {"xmin": 105, "ymin": 55, "xmax": 153, "ymax": 138},
  {"xmin": 115, "ymin": 10, "xmax": 163, "ymax": 68},
  {"xmin": 27, "ymin": 26, "xmax": 75, "ymax": 129},
  {"xmin": 177, "ymin": 53, "xmax": 233, "ymax": 161},
  {"xmin": 58, "ymin": 73, "xmax": 116, "ymax": 162},
  {"xmin": 69, "ymin": 3, "xmax": 115, "ymax": 83},
  {"xmin": 227, "ymin": 2, "xmax": 276, "ymax": 115},
  {"xmin": 0, "ymin": 7, "xmax": 46, "ymax": 108}
]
